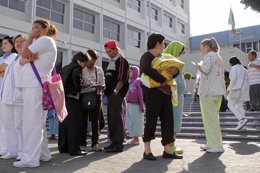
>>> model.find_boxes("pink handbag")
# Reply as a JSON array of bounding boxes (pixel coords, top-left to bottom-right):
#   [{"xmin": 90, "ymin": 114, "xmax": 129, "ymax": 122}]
[{"xmin": 31, "ymin": 63, "xmax": 68, "ymax": 122}]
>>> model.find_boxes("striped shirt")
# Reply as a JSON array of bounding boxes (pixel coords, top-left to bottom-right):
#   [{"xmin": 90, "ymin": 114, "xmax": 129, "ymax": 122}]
[{"xmin": 247, "ymin": 58, "xmax": 260, "ymax": 85}]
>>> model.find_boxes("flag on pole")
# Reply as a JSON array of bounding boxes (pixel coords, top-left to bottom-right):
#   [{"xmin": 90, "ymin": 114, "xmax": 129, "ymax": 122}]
[{"xmin": 228, "ymin": 7, "xmax": 236, "ymax": 33}]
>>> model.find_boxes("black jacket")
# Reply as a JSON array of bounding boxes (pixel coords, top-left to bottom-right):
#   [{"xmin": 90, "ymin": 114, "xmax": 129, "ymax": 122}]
[{"xmin": 62, "ymin": 62, "xmax": 82, "ymax": 96}]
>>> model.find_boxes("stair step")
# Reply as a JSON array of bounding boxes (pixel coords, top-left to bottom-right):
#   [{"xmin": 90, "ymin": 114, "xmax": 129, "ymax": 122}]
[
  {"xmin": 180, "ymin": 126, "xmax": 260, "ymax": 132},
  {"xmin": 174, "ymin": 133, "xmax": 260, "ymax": 141},
  {"xmin": 182, "ymin": 122, "xmax": 260, "ymax": 127}
]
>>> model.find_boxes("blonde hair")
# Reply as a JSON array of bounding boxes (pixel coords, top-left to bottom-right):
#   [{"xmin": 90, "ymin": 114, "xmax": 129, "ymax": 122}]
[
  {"xmin": 33, "ymin": 19, "xmax": 58, "ymax": 39},
  {"xmin": 201, "ymin": 37, "xmax": 219, "ymax": 52}
]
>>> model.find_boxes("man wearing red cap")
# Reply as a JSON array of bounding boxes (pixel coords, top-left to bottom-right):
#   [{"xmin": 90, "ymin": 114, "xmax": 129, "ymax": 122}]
[{"xmin": 103, "ymin": 40, "xmax": 129, "ymax": 152}]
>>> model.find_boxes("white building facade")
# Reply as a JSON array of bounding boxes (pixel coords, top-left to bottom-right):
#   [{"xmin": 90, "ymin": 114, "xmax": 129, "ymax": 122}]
[{"xmin": 0, "ymin": 0, "xmax": 190, "ymax": 70}]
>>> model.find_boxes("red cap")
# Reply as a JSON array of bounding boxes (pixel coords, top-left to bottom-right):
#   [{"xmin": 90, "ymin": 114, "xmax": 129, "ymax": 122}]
[{"xmin": 104, "ymin": 40, "xmax": 118, "ymax": 49}]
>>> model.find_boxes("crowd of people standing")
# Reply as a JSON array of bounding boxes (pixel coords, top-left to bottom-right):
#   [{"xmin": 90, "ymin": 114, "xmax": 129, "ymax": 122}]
[{"xmin": 0, "ymin": 18, "xmax": 259, "ymax": 168}]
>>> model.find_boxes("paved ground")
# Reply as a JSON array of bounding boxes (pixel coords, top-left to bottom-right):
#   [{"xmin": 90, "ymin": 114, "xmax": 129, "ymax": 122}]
[{"xmin": 0, "ymin": 135, "xmax": 259, "ymax": 173}]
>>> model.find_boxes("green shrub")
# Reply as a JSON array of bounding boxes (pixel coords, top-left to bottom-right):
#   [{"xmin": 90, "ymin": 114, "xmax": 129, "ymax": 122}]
[{"xmin": 184, "ymin": 72, "xmax": 192, "ymax": 80}]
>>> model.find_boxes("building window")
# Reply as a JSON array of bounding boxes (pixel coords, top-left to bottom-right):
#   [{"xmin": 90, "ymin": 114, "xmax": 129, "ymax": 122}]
[
  {"xmin": 180, "ymin": 0, "xmax": 184, "ymax": 9},
  {"xmin": 73, "ymin": 8, "xmax": 95, "ymax": 33},
  {"xmin": 36, "ymin": 0, "xmax": 65, "ymax": 24},
  {"xmin": 0, "ymin": 0, "xmax": 26, "ymax": 12},
  {"xmin": 150, "ymin": 7, "xmax": 158, "ymax": 21},
  {"xmin": 128, "ymin": 28, "xmax": 141, "ymax": 48},
  {"xmin": 128, "ymin": 0, "xmax": 141, "ymax": 12},
  {"xmin": 103, "ymin": 19, "xmax": 120, "ymax": 41},
  {"xmin": 163, "ymin": 14, "xmax": 172, "ymax": 28},
  {"xmin": 147, "ymin": 4, "xmax": 158, "ymax": 21},
  {"xmin": 114, "ymin": 0, "xmax": 120, "ymax": 2},
  {"xmin": 177, "ymin": 21, "xmax": 185, "ymax": 34}
]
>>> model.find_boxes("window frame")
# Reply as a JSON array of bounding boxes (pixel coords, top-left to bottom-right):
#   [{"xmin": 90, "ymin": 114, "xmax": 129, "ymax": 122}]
[
  {"xmin": 73, "ymin": 7, "xmax": 95, "ymax": 33},
  {"xmin": 103, "ymin": 19, "xmax": 120, "ymax": 41},
  {"xmin": 127, "ymin": 0, "xmax": 141, "ymax": 12},
  {"xmin": 0, "ymin": 0, "xmax": 26, "ymax": 12},
  {"xmin": 127, "ymin": 27, "xmax": 141, "ymax": 48},
  {"xmin": 36, "ymin": 0, "xmax": 65, "ymax": 24}
]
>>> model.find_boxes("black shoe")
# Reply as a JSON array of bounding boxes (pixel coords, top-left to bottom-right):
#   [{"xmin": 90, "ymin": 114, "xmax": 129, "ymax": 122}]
[
  {"xmin": 105, "ymin": 145, "xmax": 124, "ymax": 153},
  {"xmin": 162, "ymin": 151, "xmax": 183, "ymax": 159},
  {"xmin": 143, "ymin": 152, "xmax": 156, "ymax": 160},
  {"xmin": 70, "ymin": 151, "xmax": 87, "ymax": 156}
]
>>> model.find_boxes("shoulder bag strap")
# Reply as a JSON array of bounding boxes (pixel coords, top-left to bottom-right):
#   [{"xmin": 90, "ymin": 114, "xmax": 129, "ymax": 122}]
[
  {"xmin": 240, "ymin": 69, "xmax": 246, "ymax": 90},
  {"xmin": 31, "ymin": 62, "xmax": 43, "ymax": 87},
  {"xmin": 95, "ymin": 66, "xmax": 98, "ymax": 83}
]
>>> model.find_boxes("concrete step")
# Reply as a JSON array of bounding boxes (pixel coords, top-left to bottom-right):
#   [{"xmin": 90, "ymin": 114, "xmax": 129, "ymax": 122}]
[
  {"xmin": 181, "ymin": 122, "xmax": 260, "ymax": 128},
  {"xmin": 180, "ymin": 126, "xmax": 260, "ymax": 134},
  {"xmin": 175, "ymin": 132, "xmax": 260, "ymax": 141}
]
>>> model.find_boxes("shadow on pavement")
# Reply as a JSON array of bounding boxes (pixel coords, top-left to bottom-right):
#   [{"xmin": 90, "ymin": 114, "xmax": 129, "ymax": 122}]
[
  {"xmin": 121, "ymin": 156, "xmax": 172, "ymax": 173},
  {"xmin": 179, "ymin": 152, "xmax": 225, "ymax": 173},
  {"xmin": 229, "ymin": 142, "xmax": 260, "ymax": 155}
]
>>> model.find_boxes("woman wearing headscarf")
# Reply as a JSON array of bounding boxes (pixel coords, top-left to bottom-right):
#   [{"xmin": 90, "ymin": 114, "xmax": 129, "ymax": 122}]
[
  {"xmin": 0, "ymin": 35, "xmax": 17, "ymax": 156},
  {"xmin": 163, "ymin": 41, "xmax": 186, "ymax": 154},
  {"xmin": 125, "ymin": 66, "xmax": 145, "ymax": 144}
]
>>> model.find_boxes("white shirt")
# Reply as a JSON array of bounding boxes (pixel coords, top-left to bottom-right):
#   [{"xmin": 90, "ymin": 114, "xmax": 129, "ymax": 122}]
[
  {"xmin": 198, "ymin": 51, "xmax": 226, "ymax": 96},
  {"xmin": 81, "ymin": 66, "xmax": 105, "ymax": 95},
  {"xmin": 1, "ymin": 55, "xmax": 23, "ymax": 104},
  {"xmin": 247, "ymin": 58, "xmax": 260, "ymax": 85},
  {"xmin": 227, "ymin": 64, "xmax": 249, "ymax": 101},
  {"xmin": 16, "ymin": 36, "xmax": 57, "ymax": 87},
  {"xmin": 0, "ymin": 53, "xmax": 17, "ymax": 88}
]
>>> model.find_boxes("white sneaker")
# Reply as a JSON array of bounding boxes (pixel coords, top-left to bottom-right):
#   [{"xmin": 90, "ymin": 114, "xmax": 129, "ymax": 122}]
[
  {"xmin": 236, "ymin": 118, "xmax": 248, "ymax": 130},
  {"xmin": 0, "ymin": 153, "xmax": 17, "ymax": 160},
  {"xmin": 206, "ymin": 147, "xmax": 224, "ymax": 153},
  {"xmin": 200, "ymin": 145, "xmax": 208, "ymax": 151},
  {"xmin": 13, "ymin": 161, "xmax": 39, "ymax": 168},
  {"xmin": 40, "ymin": 157, "xmax": 52, "ymax": 162}
]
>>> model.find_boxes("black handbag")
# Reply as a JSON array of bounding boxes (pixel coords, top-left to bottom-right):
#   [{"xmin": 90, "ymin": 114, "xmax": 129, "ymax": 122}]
[
  {"xmin": 81, "ymin": 91, "xmax": 98, "ymax": 110},
  {"xmin": 81, "ymin": 67, "xmax": 98, "ymax": 110}
]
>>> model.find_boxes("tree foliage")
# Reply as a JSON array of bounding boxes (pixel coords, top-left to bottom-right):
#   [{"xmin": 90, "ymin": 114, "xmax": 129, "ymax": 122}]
[{"xmin": 240, "ymin": 0, "xmax": 260, "ymax": 12}]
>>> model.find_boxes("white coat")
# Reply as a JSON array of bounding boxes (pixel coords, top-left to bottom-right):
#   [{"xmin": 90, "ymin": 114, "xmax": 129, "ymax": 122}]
[{"xmin": 227, "ymin": 64, "xmax": 249, "ymax": 101}]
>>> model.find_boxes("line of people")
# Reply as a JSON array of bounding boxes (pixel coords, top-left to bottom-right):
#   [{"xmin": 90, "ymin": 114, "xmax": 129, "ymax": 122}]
[{"xmin": 1, "ymin": 20, "xmax": 258, "ymax": 168}]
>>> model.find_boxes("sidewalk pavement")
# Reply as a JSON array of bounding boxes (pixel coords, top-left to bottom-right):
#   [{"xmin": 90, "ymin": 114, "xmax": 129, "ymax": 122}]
[{"xmin": 0, "ymin": 135, "xmax": 259, "ymax": 173}]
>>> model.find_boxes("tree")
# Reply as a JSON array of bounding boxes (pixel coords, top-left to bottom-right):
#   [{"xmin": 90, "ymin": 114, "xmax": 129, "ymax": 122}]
[
  {"xmin": 240, "ymin": 0, "xmax": 260, "ymax": 12},
  {"xmin": 184, "ymin": 72, "xmax": 192, "ymax": 80}
]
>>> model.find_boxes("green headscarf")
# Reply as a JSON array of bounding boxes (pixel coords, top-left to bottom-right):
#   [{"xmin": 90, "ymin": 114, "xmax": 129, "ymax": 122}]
[{"xmin": 163, "ymin": 41, "xmax": 185, "ymax": 59}]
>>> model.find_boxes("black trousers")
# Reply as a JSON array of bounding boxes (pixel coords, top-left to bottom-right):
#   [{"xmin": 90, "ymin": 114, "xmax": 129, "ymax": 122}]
[
  {"xmin": 58, "ymin": 97, "xmax": 82, "ymax": 154},
  {"xmin": 142, "ymin": 87, "xmax": 174, "ymax": 146},
  {"xmin": 80, "ymin": 95, "xmax": 102, "ymax": 147},
  {"xmin": 107, "ymin": 93, "xmax": 124, "ymax": 147}
]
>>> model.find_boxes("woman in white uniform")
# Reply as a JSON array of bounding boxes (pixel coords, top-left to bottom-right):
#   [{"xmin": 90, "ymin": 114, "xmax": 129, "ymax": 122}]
[
  {"xmin": 0, "ymin": 36, "xmax": 17, "ymax": 156},
  {"xmin": 13, "ymin": 19, "xmax": 58, "ymax": 168},
  {"xmin": 227, "ymin": 56, "xmax": 249, "ymax": 130},
  {"xmin": 0, "ymin": 35, "xmax": 25, "ymax": 160}
]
